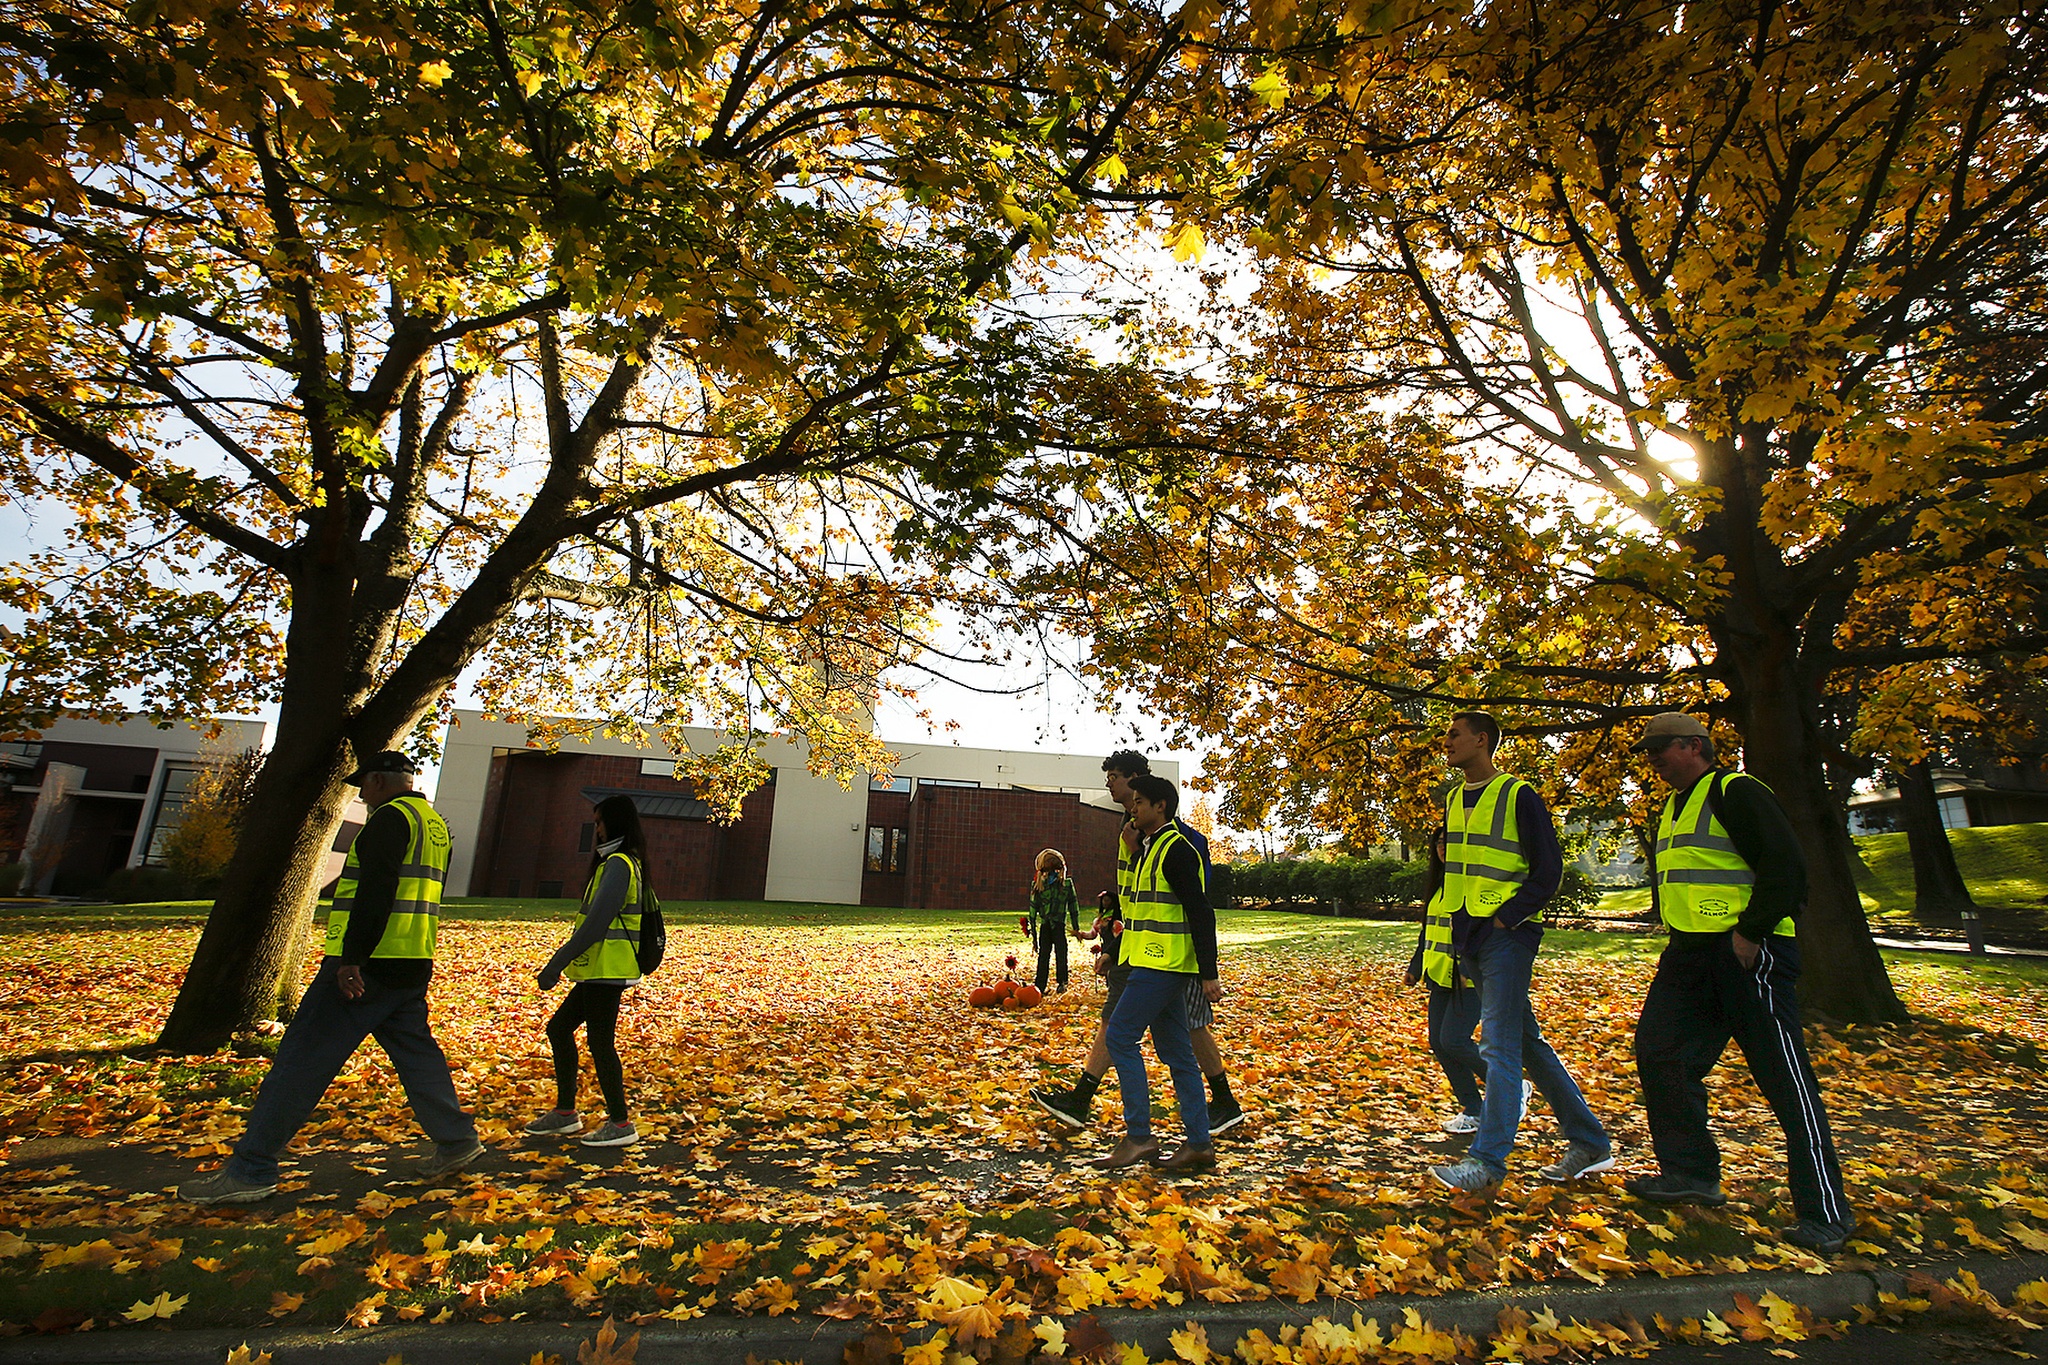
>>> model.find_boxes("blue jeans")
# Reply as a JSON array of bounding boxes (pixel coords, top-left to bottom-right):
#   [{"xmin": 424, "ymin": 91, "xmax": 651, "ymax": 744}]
[
  {"xmin": 227, "ymin": 959, "xmax": 475, "ymax": 1184},
  {"xmin": 1104, "ymin": 967, "xmax": 1210, "ymax": 1147},
  {"xmin": 1426, "ymin": 981, "xmax": 1486, "ymax": 1116},
  {"xmin": 1468, "ymin": 930, "xmax": 1608, "ymax": 1172}
]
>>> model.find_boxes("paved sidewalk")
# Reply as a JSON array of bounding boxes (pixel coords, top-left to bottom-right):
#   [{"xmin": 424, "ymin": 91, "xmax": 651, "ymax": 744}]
[{"xmin": 4, "ymin": 1254, "xmax": 2042, "ymax": 1365}]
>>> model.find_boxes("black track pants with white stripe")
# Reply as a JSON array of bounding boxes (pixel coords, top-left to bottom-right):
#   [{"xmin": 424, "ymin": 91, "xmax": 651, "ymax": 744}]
[{"xmin": 1635, "ymin": 933, "xmax": 1852, "ymax": 1228}]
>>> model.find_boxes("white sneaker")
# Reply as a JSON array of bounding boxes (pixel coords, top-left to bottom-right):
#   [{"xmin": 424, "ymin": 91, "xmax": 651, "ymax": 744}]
[{"xmin": 1440, "ymin": 1112, "xmax": 1482, "ymax": 1134}]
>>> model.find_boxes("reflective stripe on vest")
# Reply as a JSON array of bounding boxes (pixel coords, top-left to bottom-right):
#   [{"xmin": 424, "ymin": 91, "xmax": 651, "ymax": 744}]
[
  {"xmin": 1441, "ymin": 775, "xmax": 1532, "ymax": 921},
  {"xmin": 324, "ymin": 795, "xmax": 450, "ymax": 960},
  {"xmin": 1124, "ymin": 825, "xmax": 1199, "ymax": 973},
  {"xmin": 1655, "ymin": 772, "xmax": 1793, "ymax": 937},
  {"xmin": 1113, "ymin": 831, "xmax": 1136, "ymax": 966},
  {"xmin": 1419, "ymin": 881, "xmax": 1464, "ymax": 988},
  {"xmin": 568, "ymin": 852, "xmax": 644, "ymax": 982}
]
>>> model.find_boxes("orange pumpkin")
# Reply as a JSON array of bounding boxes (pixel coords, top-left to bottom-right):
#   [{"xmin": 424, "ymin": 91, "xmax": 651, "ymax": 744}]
[
  {"xmin": 993, "ymin": 980, "xmax": 1016, "ymax": 1000},
  {"xmin": 968, "ymin": 986, "xmax": 999, "ymax": 1009},
  {"xmin": 1014, "ymin": 985, "xmax": 1043, "ymax": 1008},
  {"xmin": 1001, "ymin": 994, "xmax": 1023, "ymax": 1010}
]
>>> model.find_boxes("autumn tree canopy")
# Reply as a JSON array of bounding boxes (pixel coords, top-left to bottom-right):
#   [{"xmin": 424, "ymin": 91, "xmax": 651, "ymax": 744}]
[
  {"xmin": 0, "ymin": 0, "xmax": 1235, "ymax": 1048},
  {"xmin": 1055, "ymin": 0, "xmax": 2048, "ymax": 1023}
]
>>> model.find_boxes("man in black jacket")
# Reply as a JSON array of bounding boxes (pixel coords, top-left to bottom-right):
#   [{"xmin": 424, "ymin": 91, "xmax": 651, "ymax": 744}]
[
  {"xmin": 180, "ymin": 751, "xmax": 481, "ymax": 1203},
  {"xmin": 1625, "ymin": 713, "xmax": 1855, "ymax": 1255}
]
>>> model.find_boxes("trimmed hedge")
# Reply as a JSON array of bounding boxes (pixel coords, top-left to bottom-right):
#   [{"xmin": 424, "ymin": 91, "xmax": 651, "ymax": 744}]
[{"xmin": 1221, "ymin": 857, "xmax": 1605, "ymax": 919}]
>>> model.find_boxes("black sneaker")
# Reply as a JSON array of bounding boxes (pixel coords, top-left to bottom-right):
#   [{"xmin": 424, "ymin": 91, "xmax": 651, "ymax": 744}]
[
  {"xmin": 1208, "ymin": 1096, "xmax": 1247, "ymax": 1135},
  {"xmin": 1623, "ymin": 1171, "xmax": 1727, "ymax": 1206},
  {"xmin": 1031, "ymin": 1086, "xmax": 1089, "ymax": 1129},
  {"xmin": 1784, "ymin": 1218, "xmax": 1853, "ymax": 1256}
]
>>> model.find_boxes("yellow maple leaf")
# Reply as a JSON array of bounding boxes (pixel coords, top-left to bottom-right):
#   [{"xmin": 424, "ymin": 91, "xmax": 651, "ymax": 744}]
[
  {"xmin": 123, "ymin": 1292, "xmax": 188, "ymax": 1322},
  {"xmin": 2006, "ymin": 1224, "xmax": 2048, "ymax": 1253},
  {"xmin": 0, "ymin": 1231, "xmax": 30, "ymax": 1258},
  {"xmin": 268, "ymin": 1292, "xmax": 303, "ymax": 1318},
  {"xmin": 193, "ymin": 1257, "xmax": 226, "ymax": 1273},
  {"xmin": 1032, "ymin": 1317, "xmax": 1067, "ymax": 1357},
  {"xmin": 418, "ymin": 60, "xmax": 452, "ymax": 87},
  {"xmin": 225, "ymin": 1345, "xmax": 273, "ymax": 1365},
  {"xmin": 1169, "ymin": 1321, "xmax": 1211, "ymax": 1363}
]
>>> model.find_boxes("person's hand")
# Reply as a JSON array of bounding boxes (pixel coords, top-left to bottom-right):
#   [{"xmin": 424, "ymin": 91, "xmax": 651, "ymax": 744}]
[
  {"xmin": 536, "ymin": 963, "xmax": 562, "ymax": 991},
  {"xmin": 1202, "ymin": 979, "xmax": 1223, "ymax": 1003},
  {"xmin": 337, "ymin": 964, "xmax": 367, "ymax": 1001},
  {"xmin": 1731, "ymin": 931, "xmax": 1761, "ymax": 971},
  {"xmin": 1120, "ymin": 821, "xmax": 1139, "ymax": 853},
  {"xmin": 1093, "ymin": 953, "xmax": 1110, "ymax": 977},
  {"xmin": 1403, "ymin": 967, "xmax": 1421, "ymax": 989}
]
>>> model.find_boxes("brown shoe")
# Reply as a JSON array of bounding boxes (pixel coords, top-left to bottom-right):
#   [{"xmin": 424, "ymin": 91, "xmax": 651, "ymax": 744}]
[
  {"xmin": 1154, "ymin": 1145, "xmax": 1217, "ymax": 1172},
  {"xmin": 1088, "ymin": 1138, "xmax": 1161, "ymax": 1170}
]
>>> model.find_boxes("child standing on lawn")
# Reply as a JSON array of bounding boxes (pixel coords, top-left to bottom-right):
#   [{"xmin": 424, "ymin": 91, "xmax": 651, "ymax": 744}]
[{"xmin": 1029, "ymin": 848, "xmax": 1082, "ymax": 993}]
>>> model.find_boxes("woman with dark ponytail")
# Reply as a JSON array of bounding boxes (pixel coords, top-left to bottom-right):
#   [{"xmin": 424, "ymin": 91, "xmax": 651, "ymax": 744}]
[{"xmin": 526, "ymin": 794, "xmax": 646, "ymax": 1147}]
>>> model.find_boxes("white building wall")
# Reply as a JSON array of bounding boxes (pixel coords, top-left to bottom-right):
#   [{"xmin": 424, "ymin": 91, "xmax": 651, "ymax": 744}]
[{"xmin": 439, "ymin": 709, "xmax": 1177, "ymax": 905}]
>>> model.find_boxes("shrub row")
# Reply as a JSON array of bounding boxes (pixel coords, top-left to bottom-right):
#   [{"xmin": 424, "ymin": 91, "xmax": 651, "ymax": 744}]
[{"xmin": 1220, "ymin": 857, "xmax": 1605, "ymax": 918}]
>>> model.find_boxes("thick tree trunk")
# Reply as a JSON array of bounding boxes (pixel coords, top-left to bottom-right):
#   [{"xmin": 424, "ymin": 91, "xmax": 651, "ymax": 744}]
[
  {"xmin": 156, "ymin": 723, "xmax": 355, "ymax": 1052},
  {"xmin": 1725, "ymin": 647, "xmax": 1910, "ymax": 1025},
  {"xmin": 1896, "ymin": 760, "xmax": 1979, "ymax": 917}
]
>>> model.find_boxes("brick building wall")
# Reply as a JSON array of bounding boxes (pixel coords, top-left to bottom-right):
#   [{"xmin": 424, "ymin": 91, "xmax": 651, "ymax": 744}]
[
  {"xmin": 469, "ymin": 751, "xmax": 776, "ymax": 901},
  {"xmin": 906, "ymin": 787, "xmax": 1125, "ymax": 912}
]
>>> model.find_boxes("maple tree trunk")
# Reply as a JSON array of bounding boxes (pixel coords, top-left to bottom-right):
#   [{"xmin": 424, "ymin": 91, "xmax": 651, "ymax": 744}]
[
  {"xmin": 158, "ymin": 553, "xmax": 370, "ymax": 1052},
  {"xmin": 1895, "ymin": 760, "xmax": 1980, "ymax": 924},
  {"xmin": 1722, "ymin": 643, "xmax": 1910, "ymax": 1026}
]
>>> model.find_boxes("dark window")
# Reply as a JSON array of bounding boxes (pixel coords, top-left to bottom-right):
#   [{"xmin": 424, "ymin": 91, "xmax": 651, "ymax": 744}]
[
  {"xmin": 578, "ymin": 822, "xmax": 594, "ymax": 852},
  {"xmin": 537, "ymin": 880, "xmax": 564, "ymax": 899},
  {"xmin": 506, "ymin": 877, "xmax": 520, "ymax": 897},
  {"xmin": 918, "ymin": 777, "xmax": 979, "ymax": 788},
  {"xmin": 865, "ymin": 826, "xmax": 907, "ymax": 873}
]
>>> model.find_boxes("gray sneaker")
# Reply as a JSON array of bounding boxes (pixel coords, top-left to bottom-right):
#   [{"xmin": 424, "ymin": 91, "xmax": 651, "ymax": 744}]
[
  {"xmin": 1440, "ymin": 1111, "xmax": 1482, "ymax": 1135},
  {"xmin": 523, "ymin": 1110, "xmax": 583, "ymax": 1136},
  {"xmin": 1430, "ymin": 1157, "xmax": 1504, "ymax": 1193},
  {"xmin": 178, "ymin": 1169, "xmax": 277, "ymax": 1205},
  {"xmin": 415, "ymin": 1138, "xmax": 486, "ymax": 1179},
  {"xmin": 580, "ymin": 1121, "xmax": 639, "ymax": 1148},
  {"xmin": 1539, "ymin": 1141, "xmax": 1618, "ymax": 1182}
]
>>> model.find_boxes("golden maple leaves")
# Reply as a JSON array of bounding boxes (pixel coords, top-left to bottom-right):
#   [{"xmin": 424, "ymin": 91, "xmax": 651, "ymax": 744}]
[{"xmin": 3, "ymin": 911, "xmax": 2048, "ymax": 1341}]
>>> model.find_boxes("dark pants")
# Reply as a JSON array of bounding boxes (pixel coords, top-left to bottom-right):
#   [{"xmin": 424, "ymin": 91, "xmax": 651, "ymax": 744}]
[
  {"xmin": 1104, "ymin": 966, "xmax": 1209, "ymax": 1147},
  {"xmin": 548, "ymin": 983, "xmax": 629, "ymax": 1121},
  {"xmin": 227, "ymin": 959, "xmax": 474, "ymax": 1185},
  {"xmin": 1426, "ymin": 981, "xmax": 1486, "ymax": 1116},
  {"xmin": 1034, "ymin": 923, "xmax": 1069, "ymax": 991},
  {"xmin": 1635, "ymin": 933, "xmax": 1851, "ymax": 1228}
]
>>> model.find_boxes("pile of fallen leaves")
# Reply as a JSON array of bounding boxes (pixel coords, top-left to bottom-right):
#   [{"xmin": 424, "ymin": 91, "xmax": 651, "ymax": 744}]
[{"xmin": 2, "ymin": 914, "xmax": 2046, "ymax": 1348}]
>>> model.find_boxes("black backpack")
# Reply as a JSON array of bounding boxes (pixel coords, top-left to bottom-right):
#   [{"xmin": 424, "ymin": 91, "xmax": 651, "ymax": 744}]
[{"xmin": 635, "ymin": 880, "xmax": 666, "ymax": 976}]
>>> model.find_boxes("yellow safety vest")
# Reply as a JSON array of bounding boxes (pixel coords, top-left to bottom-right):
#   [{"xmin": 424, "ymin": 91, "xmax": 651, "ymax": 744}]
[
  {"xmin": 1112, "ymin": 823, "xmax": 1137, "ymax": 966},
  {"xmin": 568, "ymin": 852, "xmax": 644, "ymax": 982},
  {"xmin": 1442, "ymin": 775, "xmax": 1534, "ymax": 921},
  {"xmin": 1124, "ymin": 824, "xmax": 1200, "ymax": 974},
  {"xmin": 1419, "ymin": 878, "xmax": 1470, "ymax": 988},
  {"xmin": 1654, "ymin": 772, "xmax": 1793, "ymax": 937},
  {"xmin": 325, "ymin": 795, "xmax": 450, "ymax": 959}
]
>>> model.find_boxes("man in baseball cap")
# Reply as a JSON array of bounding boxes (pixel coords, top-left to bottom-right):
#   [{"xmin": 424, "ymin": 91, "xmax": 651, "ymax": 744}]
[
  {"xmin": 345, "ymin": 749, "xmax": 419, "ymax": 785},
  {"xmin": 1623, "ymin": 710, "xmax": 1854, "ymax": 1255},
  {"xmin": 181, "ymin": 744, "xmax": 479, "ymax": 1204}
]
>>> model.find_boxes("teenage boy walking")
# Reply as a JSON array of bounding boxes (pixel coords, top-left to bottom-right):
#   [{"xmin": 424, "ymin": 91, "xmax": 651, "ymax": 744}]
[
  {"xmin": 1091, "ymin": 774, "xmax": 1220, "ymax": 1171},
  {"xmin": 1030, "ymin": 750, "xmax": 1243, "ymax": 1133},
  {"xmin": 1625, "ymin": 712, "xmax": 1855, "ymax": 1254},
  {"xmin": 1428, "ymin": 712, "xmax": 1614, "ymax": 1193}
]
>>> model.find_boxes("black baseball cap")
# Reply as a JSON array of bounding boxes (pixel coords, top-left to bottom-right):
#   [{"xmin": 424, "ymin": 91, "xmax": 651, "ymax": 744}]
[{"xmin": 344, "ymin": 750, "xmax": 419, "ymax": 786}]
